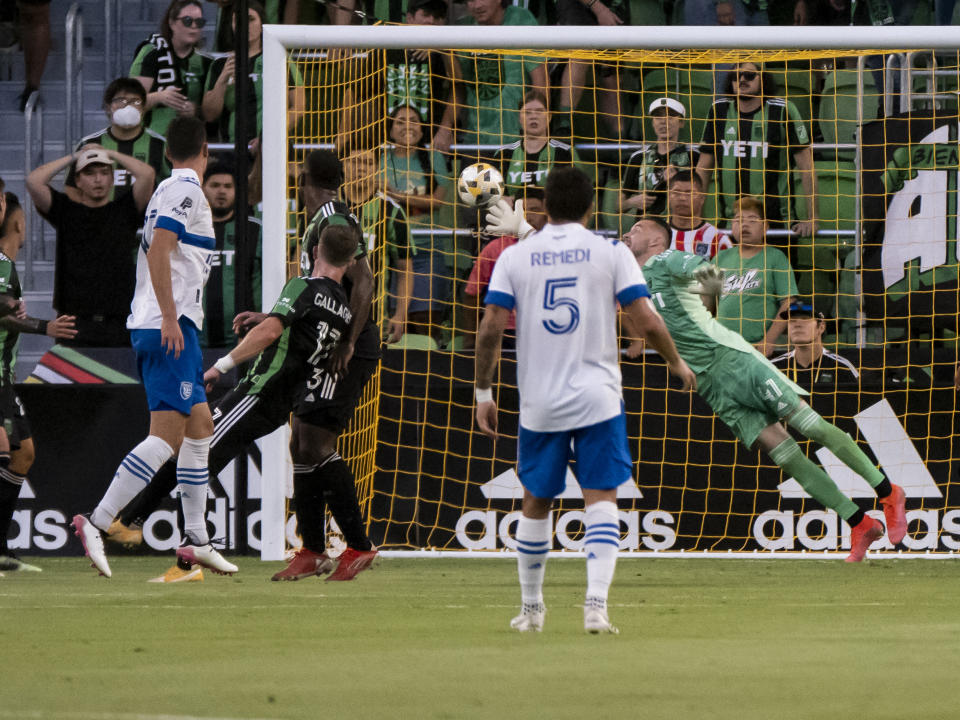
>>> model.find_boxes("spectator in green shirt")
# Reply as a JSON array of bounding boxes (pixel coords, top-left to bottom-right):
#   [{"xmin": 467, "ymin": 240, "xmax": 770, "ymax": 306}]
[
  {"xmin": 714, "ymin": 195, "xmax": 798, "ymax": 356},
  {"xmin": 69, "ymin": 78, "xmax": 170, "ymax": 196},
  {"xmin": 129, "ymin": 0, "xmax": 211, "ymax": 137},
  {"xmin": 455, "ymin": 0, "xmax": 547, "ymax": 149},
  {"xmin": 202, "ymin": 0, "xmax": 306, "ymax": 144}
]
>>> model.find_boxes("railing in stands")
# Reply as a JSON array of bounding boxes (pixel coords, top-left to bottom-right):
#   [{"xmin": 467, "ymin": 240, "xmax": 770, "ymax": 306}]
[
  {"xmin": 23, "ymin": 91, "xmax": 44, "ymax": 287},
  {"xmin": 65, "ymin": 3, "xmax": 84, "ymax": 156}
]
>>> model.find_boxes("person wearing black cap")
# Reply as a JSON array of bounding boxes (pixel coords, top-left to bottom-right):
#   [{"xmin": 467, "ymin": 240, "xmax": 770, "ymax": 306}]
[
  {"xmin": 200, "ymin": 160, "xmax": 261, "ymax": 348},
  {"xmin": 770, "ymin": 299, "xmax": 859, "ymax": 391},
  {"xmin": 621, "ymin": 97, "xmax": 699, "ymax": 220}
]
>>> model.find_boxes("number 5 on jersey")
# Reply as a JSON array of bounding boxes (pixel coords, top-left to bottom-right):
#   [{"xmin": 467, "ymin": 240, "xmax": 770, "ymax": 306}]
[{"xmin": 542, "ymin": 277, "xmax": 580, "ymax": 335}]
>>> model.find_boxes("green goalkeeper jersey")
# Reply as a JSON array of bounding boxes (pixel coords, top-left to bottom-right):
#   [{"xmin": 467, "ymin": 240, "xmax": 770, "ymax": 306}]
[{"xmin": 642, "ymin": 249, "xmax": 784, "ymax": 375}]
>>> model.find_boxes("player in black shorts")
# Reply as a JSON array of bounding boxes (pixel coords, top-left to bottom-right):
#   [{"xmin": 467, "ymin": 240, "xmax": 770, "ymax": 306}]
[
  {"xmin": 115, "ymin": 223, "xmax": 359, "ymax": 582},
  {"xmin": 0, "ymin": 187, "xmax": 77, "ymax": 572},
  {"xmin": 115, "ymin": 151, "xmax": 380, "ymax": 582}
]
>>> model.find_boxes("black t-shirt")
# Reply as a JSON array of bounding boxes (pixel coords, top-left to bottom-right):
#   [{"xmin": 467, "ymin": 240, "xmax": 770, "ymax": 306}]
[
  {"xmin": 621, "ymin": 143, "xmax": 700, "ymax": 218},
  {"xmin": 42, "ymin": 189, "xmax": 142, "ymax": 316},
  {"xmin": 770, "ymin": 348, "xmax": 860, "ymax": 392}
]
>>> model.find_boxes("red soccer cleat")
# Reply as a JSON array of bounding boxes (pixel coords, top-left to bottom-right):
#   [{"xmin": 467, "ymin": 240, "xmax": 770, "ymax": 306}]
[
  {"xmin": 271, "ymin": 547, "xmax": 335, "ymax": 581},
  {"xmin": 846, "ymin": 516, "xmax": 883, "ymax": 563},
  {"xmin": 880, "ymin": 484, "xmax": 907, "ymax": 546},
  {"xmin": 326, "ymin": 547, "xmax": 378, "ymax": 582}
]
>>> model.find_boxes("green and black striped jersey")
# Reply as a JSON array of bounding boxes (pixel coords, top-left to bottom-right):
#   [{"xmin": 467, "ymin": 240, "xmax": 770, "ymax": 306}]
[
  {"xmin": 700, "ymin": 97, "xmax": 810, "ymax": 224},
  {"xmin": 241, "ymin": 275, "xmax": 352, "ymax": 408},
  {"xmin": 202, "ymin": 214, "xmax": 262, "ymax": 348},
  {"xmin": 622, "ymin": 143, "xmax": 700, "ymax": 218},
  {"xmin": 129, "ymin": 36, "xmax": 211, "ymax": 137},
  {"xmin": 68, "ymin": 126, "xmax": 169, "ymax": 196},
  {"xmin": 494, "ymin": 139, "xmax": 578, "ymax": 200},
  {"xmin": 0, "ymin": 252, "xmax": 21, "ymax": 385}
]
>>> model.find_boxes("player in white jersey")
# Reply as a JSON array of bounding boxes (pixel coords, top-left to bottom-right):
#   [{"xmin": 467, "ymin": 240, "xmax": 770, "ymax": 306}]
[
  {"xmin": 72, "ymin": 117, "xmax": 236, "ymax": 578},
  {"xmin": 475, "ymin": 167, "xmax": 695, "ymax": 634}
]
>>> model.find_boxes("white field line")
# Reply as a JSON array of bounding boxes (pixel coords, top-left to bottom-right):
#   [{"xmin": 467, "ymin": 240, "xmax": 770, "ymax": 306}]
[{"xmin": 0, "ymin": 713, "xmax": 280, "ymax": 720}]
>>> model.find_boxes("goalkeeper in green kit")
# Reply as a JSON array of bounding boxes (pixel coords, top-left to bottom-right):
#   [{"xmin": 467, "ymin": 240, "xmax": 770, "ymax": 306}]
[{"xmin": 621, "ymin": 206, "xmax": 907, "ymax": 562}]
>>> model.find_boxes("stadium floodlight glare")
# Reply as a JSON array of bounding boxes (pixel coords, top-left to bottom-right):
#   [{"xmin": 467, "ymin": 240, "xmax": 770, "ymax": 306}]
[{"xmin": 259, "ymin": 24, "xmax": 960, "ymax": 561}]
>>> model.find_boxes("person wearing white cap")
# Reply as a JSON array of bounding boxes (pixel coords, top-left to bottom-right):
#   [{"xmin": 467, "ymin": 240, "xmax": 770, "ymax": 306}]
[
  {"xmin": 620, "ymin": 96, "xmax": 699, "ymax": 220},
  {"xmin": 26, "ymin": 143, "xmax": 155, "ymax": 346}
]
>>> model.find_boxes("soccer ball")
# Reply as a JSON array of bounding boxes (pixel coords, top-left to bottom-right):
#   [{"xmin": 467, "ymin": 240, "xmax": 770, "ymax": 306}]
[{"xmin": 457, "ymin": 162, "xmax": 505, "ymax": 207}]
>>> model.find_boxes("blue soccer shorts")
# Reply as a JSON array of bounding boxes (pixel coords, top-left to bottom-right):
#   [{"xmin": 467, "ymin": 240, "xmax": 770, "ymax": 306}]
[
  {"xmin": 131, "ymin": 317, "xmax": 207, "ymax": 415},
  {"xmin": 517, "ymin": 409, "xmax": 633, "ymax": 499}
]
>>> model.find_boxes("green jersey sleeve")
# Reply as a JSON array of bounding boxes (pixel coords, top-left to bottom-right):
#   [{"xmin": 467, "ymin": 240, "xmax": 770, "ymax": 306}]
[
  {"xmin": 0, "ymin": 258, "xmax": 14, "ymax": 295},
  {"xmin": 269, "ymin": 277, "xmax": 311, "ymax": 326}
]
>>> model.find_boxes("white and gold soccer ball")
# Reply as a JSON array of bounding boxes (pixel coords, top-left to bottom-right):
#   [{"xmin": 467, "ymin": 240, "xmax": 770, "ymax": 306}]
[{"xmin": 457, "ymin": 162, "xmax": 505, "ymax": 207}]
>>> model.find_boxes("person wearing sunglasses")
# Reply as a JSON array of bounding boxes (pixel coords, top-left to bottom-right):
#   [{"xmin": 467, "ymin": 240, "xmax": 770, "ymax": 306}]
[
  {"xmin": 696, "ymin": 61, "xmax": 817, "ymax": 241},
  {"xmin": 202, "ymin": 1, "xmax": 306, "ymax": 146},
  {"xmin": 130, "ymin": 0, "xmax": 212, "ymax": 136}
]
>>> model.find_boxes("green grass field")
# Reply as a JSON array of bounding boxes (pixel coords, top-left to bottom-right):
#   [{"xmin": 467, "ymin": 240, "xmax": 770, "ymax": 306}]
[{"xmin": 1, "ymin": 556, "xmax": 958, "ymax": 720}]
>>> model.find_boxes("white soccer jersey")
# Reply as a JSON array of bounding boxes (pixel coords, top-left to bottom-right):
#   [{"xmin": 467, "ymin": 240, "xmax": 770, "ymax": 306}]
[
  {"xmin": 486, "ymin": 222, "xmax": 649, "ymax": 432},
  {"xmin": 669, "ymin": 221, "xmax": 732, "ymax": 259},
  {"xmin": 128, "ymin": 168, "xmax": 215, "ymax": 330}
]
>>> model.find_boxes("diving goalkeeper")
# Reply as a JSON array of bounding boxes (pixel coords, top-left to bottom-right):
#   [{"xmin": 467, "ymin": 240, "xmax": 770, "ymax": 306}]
[{"xmin": 622, "ymin": 213, "xmax": 906, "ymax": 562}]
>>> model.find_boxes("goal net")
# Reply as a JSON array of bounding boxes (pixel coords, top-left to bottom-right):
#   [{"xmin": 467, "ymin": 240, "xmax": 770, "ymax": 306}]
[{"xmin": 260, "ymin": 25, "xmax": 960, "ymax": 558}]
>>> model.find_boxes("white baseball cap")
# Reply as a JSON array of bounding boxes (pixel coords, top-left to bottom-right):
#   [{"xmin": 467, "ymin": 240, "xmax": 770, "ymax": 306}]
[
  {"xmin": 648, "ymin": 97, "xmax": 686, "ymax": 117},
  {"xmin": 75, "ymin": 146, "xmax": 113, "ymax": 172}
]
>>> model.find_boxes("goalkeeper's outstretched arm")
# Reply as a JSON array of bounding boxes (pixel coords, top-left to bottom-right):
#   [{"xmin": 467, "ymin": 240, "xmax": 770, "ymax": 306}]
[{"xmin": 624, "ymin": 297, "xmax": 697, "ymax": 391}]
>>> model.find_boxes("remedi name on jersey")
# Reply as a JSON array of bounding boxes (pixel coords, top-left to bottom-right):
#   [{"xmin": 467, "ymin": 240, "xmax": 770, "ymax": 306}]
[{"xmin": 529, "ymin": 248, "xmax": 591, "ymax": 266}]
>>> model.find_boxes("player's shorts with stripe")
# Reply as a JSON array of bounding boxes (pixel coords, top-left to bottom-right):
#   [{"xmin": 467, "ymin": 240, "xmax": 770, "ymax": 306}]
[
  {"xmin": 293, "ymin": 357, "xmax": 378, "ymax": 434},
  {"xmin": 0, "ymin": 384, "xmax": 31, "ymax": 450},
  {"xmin": 207, "ymin": 383, "xmax": 288, "ymax": 473},
  {"xmin": 131, "ymin": 316, "xmax": 207, "ymax": 415},
  {"xmin": 696, "ymin": 346, "xmax": 805, "ymax": 449},
  {"xmin": 517, "ymin": 408, "xmax": 633, "ymax": 499}
]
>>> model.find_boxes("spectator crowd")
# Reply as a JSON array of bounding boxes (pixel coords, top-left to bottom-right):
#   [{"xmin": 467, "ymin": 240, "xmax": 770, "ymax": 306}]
[{"xmin": 8, "ymin": 0, "xmax": 958, "ymax": 360}]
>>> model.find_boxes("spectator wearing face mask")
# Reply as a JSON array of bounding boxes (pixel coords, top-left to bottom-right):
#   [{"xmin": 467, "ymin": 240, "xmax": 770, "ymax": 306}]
[{"xmin": 66, "ymin": 77, "xmax": 169, "ymax": 196}]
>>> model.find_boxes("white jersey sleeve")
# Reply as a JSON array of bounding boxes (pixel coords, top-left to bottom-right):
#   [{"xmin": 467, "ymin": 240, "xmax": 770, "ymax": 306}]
[{"xmin": 128, "ymin": 168, "xmax": 216, "ymax": 331}]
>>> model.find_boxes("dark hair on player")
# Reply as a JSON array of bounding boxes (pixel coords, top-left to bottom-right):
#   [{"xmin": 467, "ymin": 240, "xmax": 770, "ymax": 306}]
[
  {"xmin": 165, "ymin": 116, "xmax": 207, "ymax": 162},
  {"xmin": 317, "ymin": 225, "xmax": 359, "ymax": 267},
  {"xmin": 160, "ymin": 0, "xmax": 204, "ymax": 43},
  {"xmin": 303, "ymin": 150, "xmax": 343, "ymax": 191},
  {"xmin": 544, "ymin": 167, "xmax": 593, "ymax": 223},
  {"xmin": 667, "ymin": 169, "xmax": 703, "ymax": 190},
  {"xmin": 0, "ymin": 192, "xmax": 22, "ymax": 239},
  {"xmin": 103, "ymin": 77, "xmax": 147, "ymax": 108}
]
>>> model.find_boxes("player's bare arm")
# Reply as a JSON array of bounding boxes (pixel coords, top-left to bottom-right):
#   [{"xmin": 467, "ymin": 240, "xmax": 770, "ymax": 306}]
[
  {"xmin": 204, "ymin": 316, "xmax": 284, "ymax": 390},
  {"xmin": 0, "ymin": 312, "xmax": 77, "ymax": 339},
  {"xmin": 147, "ymin": 227, "xmax": 183, "ymax": 358},
  {"xmin": 624, "ymin": 296, "xmax": 697, "ymax": 391},
  {"xmin": 328, "ymin": 255, "xmax": 373, "ymax": 376},
  {"xmin": 474, "ymin": 304, "xmax": 511, "ymax": 439}
]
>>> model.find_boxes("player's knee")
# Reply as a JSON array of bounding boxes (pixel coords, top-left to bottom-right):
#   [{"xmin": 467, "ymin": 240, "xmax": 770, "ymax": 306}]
[{"xmin": 11, "ymin": 442, "xmax": 35, "ymax": 473}]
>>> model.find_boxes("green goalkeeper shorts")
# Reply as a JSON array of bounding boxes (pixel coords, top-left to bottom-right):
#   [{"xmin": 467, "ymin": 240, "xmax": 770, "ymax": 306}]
[{"xmin": 696, "ymin": 346, "xmax": 807, "ymax": 448}]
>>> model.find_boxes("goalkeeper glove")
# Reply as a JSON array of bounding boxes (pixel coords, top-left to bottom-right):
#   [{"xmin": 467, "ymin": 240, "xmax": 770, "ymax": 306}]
[
  {"xmin": 693, "ymin": 263, "xmax": 724, "ymax": 297},
  {"xmin": 485, "ymin": 199, "xmax": 534, "ymax": 240}
]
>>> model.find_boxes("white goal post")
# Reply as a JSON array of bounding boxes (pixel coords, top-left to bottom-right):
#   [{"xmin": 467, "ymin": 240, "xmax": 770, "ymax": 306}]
[{"xmin": 258, "ymin": 24, "xmax": 960, "ymax": 561}]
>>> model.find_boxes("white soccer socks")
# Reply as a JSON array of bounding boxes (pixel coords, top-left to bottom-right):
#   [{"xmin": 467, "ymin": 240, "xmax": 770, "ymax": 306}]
[
  {"xmin": 91, "ymin": 435, "xmax": 174, "ymax": 531},
  {"xmin": 583, "ymin": 501, "xmax": 620, "ymax": 610},
  {"xmin": 515, "ymin": 514, "xmax": 551, "ymax": 609},
  {"xmin": 177, "ymin": 435, "xmax": 212, "ymax": 546}
]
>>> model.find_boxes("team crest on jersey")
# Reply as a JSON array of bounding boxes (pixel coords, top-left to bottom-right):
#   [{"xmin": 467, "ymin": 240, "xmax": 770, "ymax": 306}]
[
  {"xmin": 694, "ymin": 243, "xmax": 710, "ymax": 257},
  {"xmin": 180, "ymin": 381, "xmax": 193, "ymax": 400}
]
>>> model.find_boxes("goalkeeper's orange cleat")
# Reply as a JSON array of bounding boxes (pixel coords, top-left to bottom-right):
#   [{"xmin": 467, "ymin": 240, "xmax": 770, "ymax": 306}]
[
  {"xmin": 326, "ymin": 547, "xmax": 378, "ymax": 582},
  {"xmin": 271, "ymin": 547, "xmax": 335, "ymax": 581},
  {"xmin": 846, "ymin": 516, "xmax": 883, "ymax": 563},
  {"xmin": 880, "ymin": 484, "xmax": 907, "ymax": 545}
]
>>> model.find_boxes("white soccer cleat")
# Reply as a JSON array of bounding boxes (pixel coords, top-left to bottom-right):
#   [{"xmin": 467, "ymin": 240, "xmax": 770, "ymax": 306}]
[
  {"xmin": 72, "ymin": 514, "xmax": 111, "ymax": 578},
  {"xmin": 584, "ymin": 607, "xmax": 619, "ymax": 635},
  {"xmin": 510, "ymin": 604, "xmax": 545, "ymax": 633},
  {"xmin": 176, "ymin": 544, "xmax": 238, "ymax": 575}
]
